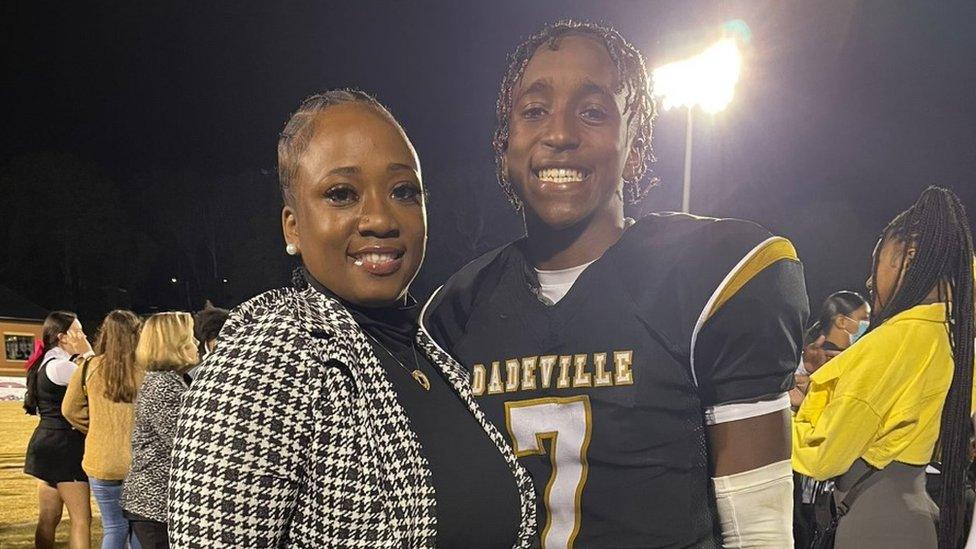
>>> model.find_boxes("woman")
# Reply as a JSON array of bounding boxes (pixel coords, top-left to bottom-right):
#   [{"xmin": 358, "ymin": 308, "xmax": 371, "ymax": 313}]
[
  {"xmin": 790, "ymin": 291, "xmax": 871, "ymax": 407},
  {"xmin": 794, "ymin": 186, "xmax": 975, "ymax": 548},
  {"xmin": 167, "ymin": 90, "xmax": 536, "ymax": 548},
  {"xmin": 63, "ymin": 310, "xmax": 144, "ymax": 549},
  {"xmin": 24, "ymin": 310, "xmax": 95, "ymax": 549},
  {"xmin": 422, "ymin": 20, "xmax": 808, "ymax": 547},
  {"xmin": 121, "ymin": 312, "xmax": 198, "ymax": 548},
  {"xmin": 790, "ymin": 291, "xmax": 869, "ymax": 547}
]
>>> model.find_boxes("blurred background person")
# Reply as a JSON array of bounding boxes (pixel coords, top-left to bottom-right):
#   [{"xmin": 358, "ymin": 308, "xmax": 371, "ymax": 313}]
[
  {"xmin": 23, "ymin": 310, "xmax": 95, "ymax": 549},
  {"xmin": 62, "ymin": 310, "xmax": 144, "ymax": 549},
  {"xmin": 187, "ymin": 303, "xmax": 229, "ymax": 379},
  {"xmin": 122, "ymin": 312, "xmax": 198, "ymax": 549},
  {"xmin": 790, "ymin": 291, "xmax": 870, "ymax": 547},
  {"xmin": 793, "ymin": 187, "xmax": 974, "ymax": 548}
]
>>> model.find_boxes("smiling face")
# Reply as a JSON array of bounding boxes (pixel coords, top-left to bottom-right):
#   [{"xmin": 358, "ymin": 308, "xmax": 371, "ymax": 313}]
[
  {"xmin": 282, "ymin": 102, "xmax": 426, "ymax": 307},
  {"xmin": 504, "ymin": 34, "xmax": 636, "ymax": 230}
]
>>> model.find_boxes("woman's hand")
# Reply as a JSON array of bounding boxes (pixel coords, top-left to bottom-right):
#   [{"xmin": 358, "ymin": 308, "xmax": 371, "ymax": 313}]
[
  {"xmin": 790, "ymin": 374, "xmax": 810, "ymax": 408},
  {"xmin": 65, "ymin": 329, "xmax": 93, "ymax": 357},
  {"xmin": 801, "ymin": 335, "xmax": 840, "ymax": 374}
]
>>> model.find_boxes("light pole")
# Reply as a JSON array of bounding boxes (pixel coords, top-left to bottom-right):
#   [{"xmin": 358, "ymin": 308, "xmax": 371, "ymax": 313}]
[{"xmin": 653, "ymin": 38, "xmax": 743, "ymax": 213}]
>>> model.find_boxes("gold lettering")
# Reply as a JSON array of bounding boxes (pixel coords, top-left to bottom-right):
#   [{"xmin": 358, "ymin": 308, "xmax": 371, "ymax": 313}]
[
  {"xmin": 505, "ymin": 359, "xmax": 521, "ymax": 392},
  {"xmin": 557, "ymin": 356, "xmax": 572, "ymax": 389},
  {"xmin": 471, "ymin": 364, "xmax": 486, "ymax": 396},
  {"xmin": 488, "ymin": 361, "xmax": 504, "ymax": 394},
  {"xmin": 521, "ymin": 356, "xmax": 538, "ymax": 391},
  {"xmin": 539, "ymin": 355, "xmax": 558, "ymax": 389},
  {"xmin": 572, "ymin": 354, "xmax": 592, "ymax": 387},
  {"xmin": 614, "ymin": 350, "xmax": 634, "ymax": 385},
  {"xmin": 593, "ymin": 353, "xmax": 612, "ymax": 387}
]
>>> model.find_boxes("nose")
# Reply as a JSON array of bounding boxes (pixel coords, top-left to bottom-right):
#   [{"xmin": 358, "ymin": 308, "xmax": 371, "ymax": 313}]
[
  {"xmin": 358, "ymin": 190, "xmax": 399, "ymax": 238},
  {"xmin": 540, "ymin": 108, "xmax": 581, "ymax": 152}
]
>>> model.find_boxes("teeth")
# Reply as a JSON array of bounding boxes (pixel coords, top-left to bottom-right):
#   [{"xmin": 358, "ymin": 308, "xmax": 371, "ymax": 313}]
[
  {"xmin": 355, "ymin": 252, "xmax": 398, "ymax": 265},
  {"xmin": 536, "ymin": 168, "xmax": 587, "ymax": 183}
]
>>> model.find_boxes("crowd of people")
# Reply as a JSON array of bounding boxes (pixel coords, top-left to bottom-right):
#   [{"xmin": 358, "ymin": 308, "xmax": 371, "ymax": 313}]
[
  {"xmin": 18, "ymin": 18, "xmax": 976, "ymax": 549},
  {"xmin": 22, "ymin": 306, "xmax": 228, "ymax": 549}
]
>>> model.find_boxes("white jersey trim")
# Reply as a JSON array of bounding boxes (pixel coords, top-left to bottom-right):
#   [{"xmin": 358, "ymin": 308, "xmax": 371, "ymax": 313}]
[{"xmin": 705, "ymin": 392, "xmax": 790, "ymax": 425}]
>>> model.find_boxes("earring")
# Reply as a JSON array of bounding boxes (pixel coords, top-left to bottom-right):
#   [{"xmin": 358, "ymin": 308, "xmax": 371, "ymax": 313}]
[{"xmin": 286, "ymin": 243, "xmax": 299, "ymax": 256}]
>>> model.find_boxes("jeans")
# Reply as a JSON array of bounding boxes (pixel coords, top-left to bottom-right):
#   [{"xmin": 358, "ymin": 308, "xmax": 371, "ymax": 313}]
[{"xmin": 90, "ymin": 478, "xmax": 141, "ymax": 549}]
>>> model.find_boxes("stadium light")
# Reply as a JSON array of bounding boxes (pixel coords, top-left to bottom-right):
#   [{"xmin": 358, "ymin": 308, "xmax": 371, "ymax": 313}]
[{"xmin": 653, "ymin": 38, "xmax": 743, "ymax": 213}]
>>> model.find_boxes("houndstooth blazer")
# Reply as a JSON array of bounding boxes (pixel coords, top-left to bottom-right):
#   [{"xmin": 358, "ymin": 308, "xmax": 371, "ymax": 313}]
[{"xmin": 167, "ymin": 277, "xmax": 538, "ymax": 548}]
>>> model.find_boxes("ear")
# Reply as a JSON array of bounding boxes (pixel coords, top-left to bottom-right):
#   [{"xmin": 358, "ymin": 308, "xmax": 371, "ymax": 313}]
[
  {"xmin": 282, "ymin": 205, "xmax": 300, "ymax": 249},
  {"xmin": 832, "ymin": 315, "xmax": 847, "ymax": 330},
  {"xmin": 904, "ymin": 246, "xmax": 917, "ymax": 267},
  {"xmin": 622, "ymin": 143, "xmax": 643, "ymax": 183}
]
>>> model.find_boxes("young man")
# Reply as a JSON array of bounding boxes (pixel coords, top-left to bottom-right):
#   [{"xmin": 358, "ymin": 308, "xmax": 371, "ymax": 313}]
[{"xmin": 422, "ymin": 21, "xmax": 809, "ymax": 548}]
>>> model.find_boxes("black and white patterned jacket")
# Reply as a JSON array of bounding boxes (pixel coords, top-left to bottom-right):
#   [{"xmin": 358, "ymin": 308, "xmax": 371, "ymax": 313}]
[
  {"xmin": 123, "ymin": 371, "xmax": 188, "ymax": 522},
  {"xmin": 168, "ymin": 280, "xmax": 538, "ymax": 548}
]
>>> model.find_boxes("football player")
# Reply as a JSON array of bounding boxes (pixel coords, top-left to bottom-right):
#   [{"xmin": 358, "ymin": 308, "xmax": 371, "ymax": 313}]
[{"xmin": 422, "ymin": 21, "xmax": 809, "ymax": 548}]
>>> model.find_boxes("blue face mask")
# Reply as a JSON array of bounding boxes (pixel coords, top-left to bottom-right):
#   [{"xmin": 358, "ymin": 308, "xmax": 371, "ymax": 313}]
[{"xmin": 844, "ymin": 317, "xmax": 870, "ymax": 346}]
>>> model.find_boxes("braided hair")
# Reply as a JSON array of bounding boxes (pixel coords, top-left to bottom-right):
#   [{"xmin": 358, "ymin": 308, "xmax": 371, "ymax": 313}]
[
  {"xmin": 493, "ymin": 20, "xmax": 658, "ymax": 211},
  {"xmin": 870, "ymin": 186, "xmax": 974, "ymax": 548}
]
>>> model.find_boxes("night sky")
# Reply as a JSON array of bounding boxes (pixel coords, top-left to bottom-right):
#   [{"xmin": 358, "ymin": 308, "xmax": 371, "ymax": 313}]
[{"xmin": 3, "ymin": 1, "xmax": 975, "ymax": 324}]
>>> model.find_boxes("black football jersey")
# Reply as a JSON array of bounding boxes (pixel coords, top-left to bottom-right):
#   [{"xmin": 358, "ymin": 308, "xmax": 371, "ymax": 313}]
[{"xmin": 421, "ymin": 213, "xmax": 809, "ymax": 548}]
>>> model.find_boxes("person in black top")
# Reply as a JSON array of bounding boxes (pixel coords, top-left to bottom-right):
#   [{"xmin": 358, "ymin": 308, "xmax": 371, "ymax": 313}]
[
  {"xmin": 23, "ymin": 310, "xmax": 95, "ymax": 549},
  {"xmin": 168, "ymin": 89, "xmax": 537, "ymax": 547},
  {"xmin": 422, "ymin": 21, "xmax": 808, "ymax": 548}
]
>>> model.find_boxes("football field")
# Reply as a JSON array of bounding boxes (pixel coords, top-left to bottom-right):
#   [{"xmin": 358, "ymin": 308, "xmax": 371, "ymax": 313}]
[{"xmin": 0, "ymin": 401, "xmax": 102, "ymax": 547}]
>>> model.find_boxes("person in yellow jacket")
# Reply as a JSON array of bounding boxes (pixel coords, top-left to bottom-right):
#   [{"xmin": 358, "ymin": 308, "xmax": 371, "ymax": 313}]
[
  {"xmin": 63, "ymin": 310, "xmax": 144, "ymax": 549},
  {"xmin": 794, "ymin": 186, "xmax": 974, "ymax": 549}
]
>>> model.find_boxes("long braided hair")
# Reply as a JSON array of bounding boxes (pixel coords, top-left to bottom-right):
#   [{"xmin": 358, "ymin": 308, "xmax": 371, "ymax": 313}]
[
  {"xmin": 492, "ymin": 20, "xmax": 658, "ymax": 211},
  {"xmin": 870, "ymin": 186, "xmax": 974, "ymax": 548}
]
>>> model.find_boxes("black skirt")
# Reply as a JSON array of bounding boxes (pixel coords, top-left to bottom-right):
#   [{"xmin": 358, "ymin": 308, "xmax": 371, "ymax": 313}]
[{"xmin": 24, "ymin": 421, "xmax": 88, "ymax": 485}]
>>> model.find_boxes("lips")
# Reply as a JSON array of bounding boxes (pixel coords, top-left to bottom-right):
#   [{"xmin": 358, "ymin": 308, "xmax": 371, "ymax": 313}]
[{"xmin": 350, "ymin": 248, "xmax": 405, "ymax": 276}]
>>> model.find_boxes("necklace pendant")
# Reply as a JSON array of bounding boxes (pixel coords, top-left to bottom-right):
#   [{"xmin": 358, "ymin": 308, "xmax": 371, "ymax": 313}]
[{"xmin": 411, "ymin": 369, "xmax": 431, "ymax": 391}]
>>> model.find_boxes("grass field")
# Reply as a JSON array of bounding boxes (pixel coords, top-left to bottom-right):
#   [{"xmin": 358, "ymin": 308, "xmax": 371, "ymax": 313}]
[{"xmin": 0, "ymin": 402, "xmax": 102, "ymax": 547}]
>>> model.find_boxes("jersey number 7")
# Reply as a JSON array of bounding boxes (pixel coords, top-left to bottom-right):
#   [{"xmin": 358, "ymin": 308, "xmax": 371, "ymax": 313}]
[{"xmin": 504, "ymin": 396, "xmax": 592, "ymax": 549}]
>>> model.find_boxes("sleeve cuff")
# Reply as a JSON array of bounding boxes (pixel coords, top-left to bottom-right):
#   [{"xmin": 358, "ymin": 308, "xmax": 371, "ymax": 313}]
[{"xmin": 705, "ymin": 393, "xmax": 790, "ymax": 425}]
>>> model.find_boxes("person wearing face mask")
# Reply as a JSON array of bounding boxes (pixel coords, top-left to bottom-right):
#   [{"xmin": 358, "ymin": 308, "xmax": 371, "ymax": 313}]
[
  {"xmin": 794, "ymin": 187, "xmax": 975, "ymax": 548},
  {"xmin": 791, "ymin": 291, "xmax": 871, "ymax": 408},
  {"xmin": 790, "ymin": 291, "xmax": 869, "ymax": 547},
  {"xmin": 167, "ymin": 90, "xmax": 537, "ymax": 548}
]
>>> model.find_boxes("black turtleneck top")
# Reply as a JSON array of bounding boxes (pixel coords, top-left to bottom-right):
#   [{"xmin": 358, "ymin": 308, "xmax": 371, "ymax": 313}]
[{"xmin": 306, "ymin": 275, "xmax": 519, "ymax": 548}]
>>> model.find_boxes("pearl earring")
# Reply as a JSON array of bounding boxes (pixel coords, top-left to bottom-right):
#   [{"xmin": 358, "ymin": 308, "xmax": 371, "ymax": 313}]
[{"xmin": 286, "ymin": 243, "xmax": 299, "ymax": 256}]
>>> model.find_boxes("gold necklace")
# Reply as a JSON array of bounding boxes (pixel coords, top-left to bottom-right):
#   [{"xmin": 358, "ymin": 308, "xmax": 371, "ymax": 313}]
[{"xmin": 364, "ymin": 332, "xmax": 431, "ymax": 391}]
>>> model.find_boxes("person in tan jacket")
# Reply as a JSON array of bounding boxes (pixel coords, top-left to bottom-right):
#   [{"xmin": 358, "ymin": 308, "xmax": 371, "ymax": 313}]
[{"xmin": 63, "ymin": 310, "xmax": 143, "ymax": 549}]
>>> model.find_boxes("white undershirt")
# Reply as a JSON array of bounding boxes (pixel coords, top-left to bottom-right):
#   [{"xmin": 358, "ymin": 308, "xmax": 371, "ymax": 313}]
[
  {"xmin": 534, "ymin": 260, "xmax": 597, "ymax": 305},
  {"xmin": 43, "ymin": 347, "xmax": 78, "ymax": 386}
]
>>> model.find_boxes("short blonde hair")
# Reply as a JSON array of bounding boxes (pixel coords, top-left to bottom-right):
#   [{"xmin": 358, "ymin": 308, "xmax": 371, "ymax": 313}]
[{"xmin": 136, "ymin": 312, "xmax": 197, "ymax": 372}]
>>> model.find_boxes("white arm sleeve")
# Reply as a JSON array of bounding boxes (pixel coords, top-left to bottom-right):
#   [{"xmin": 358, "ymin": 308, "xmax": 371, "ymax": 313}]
[
  {"xmin": 713, "ymin": 459, "xmax": 793, "ymax": 548},
  {"xmin": 45, "ymin": 358, "xmax": 79, "ymax": 386}
]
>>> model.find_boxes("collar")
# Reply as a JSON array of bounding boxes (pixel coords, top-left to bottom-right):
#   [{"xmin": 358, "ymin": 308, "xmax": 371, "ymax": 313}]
[
  {"xmin": 45, "ymin": 347, "xmax": 71, "ymax": 361},
  {"xmin": 884, "ymin": 302, "xmax": 948, "ymax": 324},
  {"xmin": 811, "ymin": 302, "xmax": 947, "ymax": 384}
]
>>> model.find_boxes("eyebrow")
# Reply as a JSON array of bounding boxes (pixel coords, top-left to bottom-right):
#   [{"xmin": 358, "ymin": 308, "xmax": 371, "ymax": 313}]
[
  {"xmin": 323, "ymin": 163, "xmax": 415, "ymax": 177},
  {"xmin": 519, "ymin": 78, "xmax": 553, "ymax": 97},
  {"xmin": 578, "ymin": 79, "xmax": 615, "ymax": 99},
  {"xmin": 387, "ymin": 163, "xmax": 415, "ymax": 172},
  {"xmin": 517, "ymin": 77, "xmax": 615, "ymax": 102}
]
